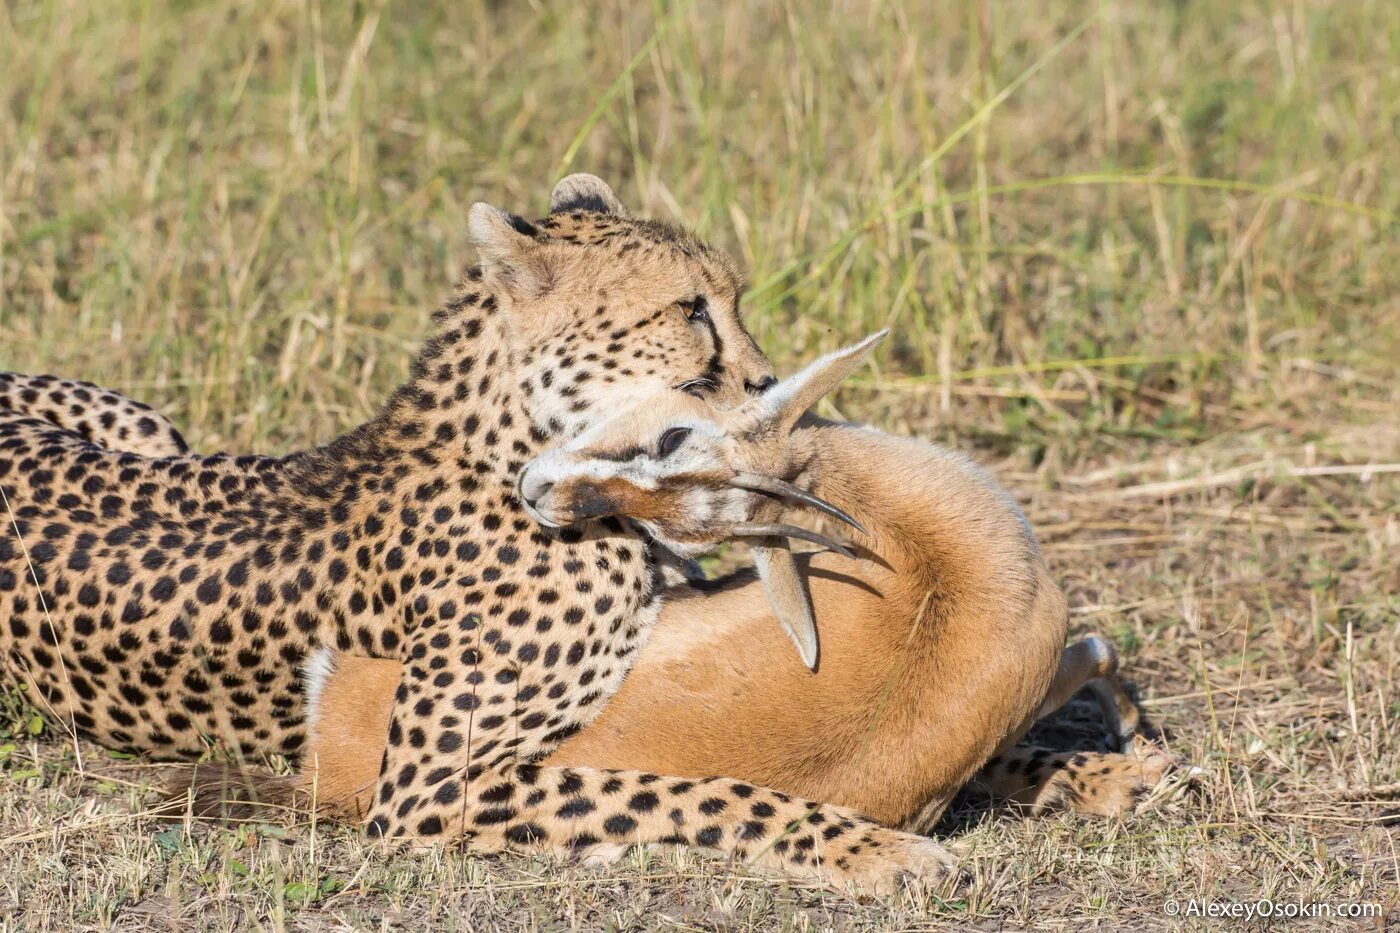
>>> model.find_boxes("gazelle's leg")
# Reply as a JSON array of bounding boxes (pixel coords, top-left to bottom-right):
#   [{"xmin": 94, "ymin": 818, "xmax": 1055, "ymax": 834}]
[
  {"xmin": 955, "ymin": 635, "xmax": 1167, "ymax": 819},
  {"xmin": 971, "ymin": 740, "xmax": 1179, "ymax": 817},
  {"xmin": 1035, "ymin": 635, "xmax": 1139, "ymax": 748},
  {"xmin": 165, "ymin": 652, "xmax": 397, "ymax": 821},
  {"xmin": 300, "ymin": 651, "xmax": 400, "ymax": 820}
]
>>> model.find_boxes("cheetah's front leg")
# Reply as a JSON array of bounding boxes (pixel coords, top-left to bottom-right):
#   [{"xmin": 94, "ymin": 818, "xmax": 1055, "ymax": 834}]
[
  {"xmin": 367, "ymin": 761, "xmax": 955, "ymax": 894},
  {"xmin": 363, "ymin": 586, "xmax": 953, "ymax": 892}
]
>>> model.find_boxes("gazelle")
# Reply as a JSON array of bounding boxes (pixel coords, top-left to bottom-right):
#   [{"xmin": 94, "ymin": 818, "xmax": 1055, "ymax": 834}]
[{"xmin": 194, "ymin": 333, "xmax": 1176, "ymax": 870}]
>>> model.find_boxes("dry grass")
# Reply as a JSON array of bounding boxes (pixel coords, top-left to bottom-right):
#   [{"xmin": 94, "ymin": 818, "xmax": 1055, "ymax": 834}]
[{"xmin": 1, "ymin": 0, "xmax": 1398, "ymax": 929}]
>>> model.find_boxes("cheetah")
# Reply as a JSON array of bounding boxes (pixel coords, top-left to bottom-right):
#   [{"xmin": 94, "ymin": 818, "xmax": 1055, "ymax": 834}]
[
  {"xmin": 280, "ymin": 334, "xmax": 1182, "ymax": 837},
  {"xmin": 1, "ymin": 177, "xmax": 953, "ymax": 890},
  {"xmin": 0, "ymin": 173, "xmax": 770, "ymax": 758},
  {"xmin": 4, "ymin": 348, "xmax": 1175, "ymax": 835}
]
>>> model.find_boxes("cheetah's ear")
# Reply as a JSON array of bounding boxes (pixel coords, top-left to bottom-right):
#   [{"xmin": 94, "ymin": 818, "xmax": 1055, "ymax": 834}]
[
  {"xmin": 549, "ymin": 173, "xmax": 627, "ymax": 216},
  {"xmin": 752, "ymin": 545, "xmax": 820, "ymax": 671},
  {"xmin": 468, "ymin": 202, "xmax": 552, "ymax": 295}
]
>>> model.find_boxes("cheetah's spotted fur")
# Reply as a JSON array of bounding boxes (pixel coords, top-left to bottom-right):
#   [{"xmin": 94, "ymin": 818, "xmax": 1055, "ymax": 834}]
[{"xmin": 0, "ymin": 373, "xmax": 189, "ymax": 458}]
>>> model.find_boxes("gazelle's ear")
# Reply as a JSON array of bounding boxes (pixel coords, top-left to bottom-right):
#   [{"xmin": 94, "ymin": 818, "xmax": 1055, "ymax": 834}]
[
  {"xmin": 752, "ymin": 545, "xmax": 819, "ymax": 670},
  {"xmin": 549, "ymin": 173, "xmax": 626, "ymax": 216},
  {"xmin": 468, "ymin": 202, "xmax": 551, "ymax": 295},
  {"xmin": 759, "ymin": 329, "xmax": 888, "ymax": 433}
]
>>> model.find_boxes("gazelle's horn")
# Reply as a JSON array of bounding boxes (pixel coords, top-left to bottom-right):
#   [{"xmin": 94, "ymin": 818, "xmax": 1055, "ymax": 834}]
[
  {"xmin": 729, "ymin": 473, "xmax": 865, "ymax": 534},
  {"xmin": 728, "ymin": 522, "xmax": 854, "ymax": 559}
]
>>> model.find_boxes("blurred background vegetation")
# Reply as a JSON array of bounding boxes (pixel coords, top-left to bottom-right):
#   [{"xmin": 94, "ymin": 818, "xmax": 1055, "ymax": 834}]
[{"xmin": 2, "ymin": 0, "xmax": 1395, "ymax": 458}]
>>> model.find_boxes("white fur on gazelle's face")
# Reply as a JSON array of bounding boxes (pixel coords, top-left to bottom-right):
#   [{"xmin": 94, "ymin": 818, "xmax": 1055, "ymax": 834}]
[{"xmin": 516, "ymin": 396, "xmax": 754, "ymax": 557}]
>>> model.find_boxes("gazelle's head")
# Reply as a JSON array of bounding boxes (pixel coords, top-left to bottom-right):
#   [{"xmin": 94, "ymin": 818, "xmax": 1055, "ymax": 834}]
[{"xmin": 516, "ymin": 331, "xmax": 887, "ymax": 669}]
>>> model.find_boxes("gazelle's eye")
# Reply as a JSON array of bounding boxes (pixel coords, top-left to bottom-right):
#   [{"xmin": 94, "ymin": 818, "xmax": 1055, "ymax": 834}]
[
  {"xmin": 657, "ymin": 427, "xmax": 691, "ymax": 458},
  {"xmin": 679, "ymin": 296, "xmax": 709, "ymax": 323}
]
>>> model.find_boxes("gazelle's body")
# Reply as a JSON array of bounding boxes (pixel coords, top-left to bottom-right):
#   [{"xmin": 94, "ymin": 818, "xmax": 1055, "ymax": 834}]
[
  {"xmin": 295, "ymin": 417, "xmax": 1163, "ymax": 832},
  {"xmin": 549, "ymin": 423, "xmax": 1064, "ymax": 828}
]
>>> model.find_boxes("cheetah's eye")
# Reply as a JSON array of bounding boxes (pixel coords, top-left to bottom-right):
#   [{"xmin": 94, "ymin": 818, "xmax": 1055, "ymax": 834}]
[
  {"xmin": 657, "ymin": 427, "xmax": 692, "ymax": 459},
  {"xmin": 679, "ymin": 296, "xmax": 709, "ymax": 323}
]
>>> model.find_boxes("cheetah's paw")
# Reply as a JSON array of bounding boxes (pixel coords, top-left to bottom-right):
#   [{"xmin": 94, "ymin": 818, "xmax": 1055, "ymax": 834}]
[{"xmin": 811, "ymin": 827, "xmax": 958, "ymax": 897}]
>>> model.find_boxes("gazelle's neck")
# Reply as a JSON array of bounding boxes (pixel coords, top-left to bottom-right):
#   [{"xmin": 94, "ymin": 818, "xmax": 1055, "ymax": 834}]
[{"xmin": 794, "ymin": 422, "xmax": 1042, "ymax": 597}]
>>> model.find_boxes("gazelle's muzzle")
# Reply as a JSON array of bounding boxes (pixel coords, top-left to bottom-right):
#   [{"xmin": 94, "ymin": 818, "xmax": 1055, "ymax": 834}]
[
  {"xmin": 518, "ymin": 463, "xmax": 862, "ymax": 559},
  {"xmin": 515, "ymin": 465, "xmax": 564, "ymax": 528},
  {"xmin": 517, "ymin": 466, "xmax": 642, "ymax": 529}
]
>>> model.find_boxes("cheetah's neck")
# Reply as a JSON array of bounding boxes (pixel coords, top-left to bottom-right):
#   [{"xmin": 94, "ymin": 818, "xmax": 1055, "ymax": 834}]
[{"xmin": 287, "ymin": 279, "xmax": 545, "ymax": 494}]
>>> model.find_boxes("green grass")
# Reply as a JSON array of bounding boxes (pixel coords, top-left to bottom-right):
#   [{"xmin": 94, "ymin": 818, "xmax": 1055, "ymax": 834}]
[{"xmin": 2, "ymin": 0, "xmax": 1398, "ymax": 929}]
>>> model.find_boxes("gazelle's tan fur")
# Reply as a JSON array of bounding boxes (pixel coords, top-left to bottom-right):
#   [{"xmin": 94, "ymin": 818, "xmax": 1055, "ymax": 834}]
[
  {"xmin": 205, "ymin": 337, "xmax": 1179, "ymax": 838},
  {"xmin": 538, "ymin": 421, "xmax": 1070, "ymax": 830}
]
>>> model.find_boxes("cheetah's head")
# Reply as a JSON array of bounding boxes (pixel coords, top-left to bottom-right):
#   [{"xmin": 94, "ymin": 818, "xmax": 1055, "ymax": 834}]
[
  {"xmin": 516, "ymin": 331, "xmax": 888, "ymax": 669},
  {"xmin": 464, "ymin": 174, "xmax": 775, "ymax": 439}
]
